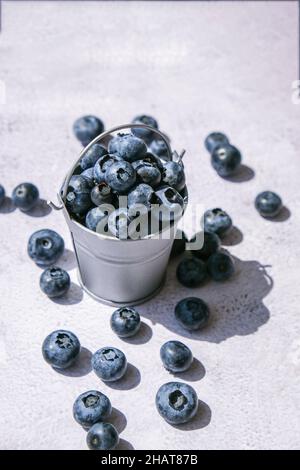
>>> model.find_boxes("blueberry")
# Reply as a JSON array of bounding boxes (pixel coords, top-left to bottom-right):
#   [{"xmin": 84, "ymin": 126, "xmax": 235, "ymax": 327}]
[
  {"xmin": 176, "ymin": 257, "xmax": 207, "ymax": 287},
  {"xmin": 110, "ymin": 307, "xmax": 141, "ymax": 338},
  {"xmin": 92, "ymin": 347, "xmax": 127, "ymax": 382},
  {"xmin": 66, "ymin": 175, "xmax": 92, "ymax": 217},
  {"xmin": 207, "ymin": 252, "xmax": 234, "ymax": 281},
  {"xmin": 28, "ymin": 229, "xmax": 64, "ymax": 267},
  {"xmin": 154, "ymin": 186, "xmax": 184, "ymax": 223},
  {"xmin": 211, "ymin": 144, "xmax": 241, "ymax": 177},
  {"xmin": 160, "ymin": 341, "xmax": 193, "ymax": 373},
  {"xmin": 142, "ymin": 152, "xmax": 164, "ymax": 171},
  {"xmin": 171, "ymin": 230, "xmax": 187, "ymax": 257},
  {"xmin": 161, "ymin": 161, "xmax": 185, "ymax": 191},
  {"xmin": 155, "ymin": 382, "xmax": 198, "ymax": 424},
  {"xmin": 94, "ymin": 154, "xmax": 122, "ymax": 184},
  {"xmin": 40, "ymin": 266, "xmax": 70, "ymax": 298},
  {"xmin": 73, "ymin": 115, "xmax": 104, "ymax": 146},
  {"xmin": 204, "ymin": 132, "xmax": 229, "ymax": 154},
  {"xmin": 105, "ymin": 160, "xmax": 136, "ymax": 194},
  {"xmin": 255, "ymin": 191, "xmax": 282, "ymax": 218},
  {"xmin": 80, "ymin": 144, "xmax": 107, "ymax": 170},
  {"xmin": 86, "ymin": 422, "xmax": 119, "ymax": 450},
  {"xmin": 81, "ymin": 167, "xmax": 95, "ymax": 187},
  {"xmin": 85, "ymin": 206, "xmax": 109, "ymax": 233},
  {"xmin": 108, "ymin": 133, "xmax": 147, "ymax": 162},
  {"xmin": 203, "ymin": 208, "xmax": 232, "ymax": 237},
  {"xmin": 108, "ymin": 208, "xmax": 134, "ymax": 239},
  {"xmin": 0, "ymin": 184, "xmax": 5, "ymax": 206},
  {"xmin": 191, "ymin": 231, "xmax": 220, "ymax": 260},
  {"xmin": 42, "ymin": 330, "xmax": 80, "ymax": 369},
  {"xmin": 175, "ymin": 297, "xmax": 210, "ymax": 331},
  {"xmin": 128, "ymin": 184, "xmax": 156, "ymax": 210},
  {"xmin": 12, "ymin": 183, "xmax": 39, "ymax": 212},
  {"xmin": 131, "ymin": 114, "xmax": 158, "ymax": 139},
  {"xmin": 132, "ymin": 160, "xmax": 161, "ymax": 187},
  {"xmin": 149, "ymin": 139, "xmax": 170, "ymax": 161},
  {"xmin": 73, "ymin": 390, "xmax": 112, "ymax": 428},
  {"xmin": 91, "ymin": 182, "xmax": 112, "ymax": 206}
]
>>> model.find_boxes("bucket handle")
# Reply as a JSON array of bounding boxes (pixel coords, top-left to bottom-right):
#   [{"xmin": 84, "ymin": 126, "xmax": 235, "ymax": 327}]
[{"xmin": 49, "ymin": 123, "xmax": 185, "ymax": 210}]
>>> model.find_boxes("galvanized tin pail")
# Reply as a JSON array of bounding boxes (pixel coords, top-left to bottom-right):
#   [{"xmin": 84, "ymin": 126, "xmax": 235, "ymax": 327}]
[{"xmin": 49, "ymin": 124, "xmax": 187, "ymax": 306}]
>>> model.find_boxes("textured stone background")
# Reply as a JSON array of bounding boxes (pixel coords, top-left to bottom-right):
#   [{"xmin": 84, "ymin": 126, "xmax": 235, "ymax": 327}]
[{"xmin": 0, "ymin": 1, "xmax": 299, "ymax": 450}]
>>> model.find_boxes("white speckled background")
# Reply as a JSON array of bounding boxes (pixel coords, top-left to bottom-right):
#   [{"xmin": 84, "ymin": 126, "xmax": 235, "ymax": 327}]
[{"xmin": 0, "ymin": 0, "xmax": 300, "ymax": 450}]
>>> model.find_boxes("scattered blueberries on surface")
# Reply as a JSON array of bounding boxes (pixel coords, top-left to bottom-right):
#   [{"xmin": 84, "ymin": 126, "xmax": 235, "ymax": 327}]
[
  {"xmin": 28, "ymin": 229, "xmax": 64, "ymax": 267},
  {"xmin": 155, "ymin": 382, "xmax": 198, "ymax": 425},
  {"xmin": 73, "ymin": 390, "xmax": 112, "ymax": 428},
  {"xmin": 161, "ymin": 161, "xmax": 186, "ymax": 192},
  {"xmin": 176, "ymin": 257, "xmax": 207, "ymax": 288},
  {"xmin": 110, "ymin": 307, "xmax": 141, "ymax": 338},
  {"xmin": 160, "ymin": 340, "xmax": 193, "ymax": 373},
  {"xmin": 171, "ymin": 230, "xmax": 187, "ymax": 257},
  {"xmin": 12, "ymin": 182, "xmax": 39, "ymax": 212},
  {"xmin": 80, "ymin": 143, "xmax": 107, "ymax": 170},
  {"xmin": 90, "ymin": 182, "xmax": 112, "ymax": 206},
  {"xmin": 207, "ymin": 251, "xmax": 235, "ymax": 281},
  {"xmin": 42, "ymin": 330, "xmax": 80, "ymax": 369},
  {"xmin": 149, "ymin": 139, "xmax": 170, "ymax": 161},
  {"xmin": 92, "ymin": 347, "xmax": 127, "ymax": 382},
  {"xmin": 132, "ymin": 159, "xmax": 161, "ymax": 187},
  {"xmin": 105, "ymin": 160, "xmax": 136, "ymax": 194},
  {"xmin": 191, "ymin": 231, "xmax": 220, "ymax": 260},
  {"xmin": 40, "ymin": 266, "xmax": 70, "ymax": 298},
  {"xmin": 131, "ymin": 114, "xmax": 158, "ymax": 139},
  {"xmin": 94, "ymin": 154, "xmax": 122, "ymax": 184},
  {"xmin": 255, "ymin": 191, "xmax": 282, "ymax": 218},
  {"xmin": 128, "ymin": 184, "xmax": 156, "ymax": 210},
  {"xmin": 175, "ymin": 297, "xmax": 210, "ymax": 331},
  {"xmin": 0, "ymin": 184, "xmax": 5, "ymax": 206},
  {"xmin": 66, "ymin": 175, "xmax": 92, "ymax": 217},
  {"xmin": 203, "ymin": 208, "xmax": 232, "ymax": 237},
  {"xmin": 73, "ymin": 115, "xmax": 104, "ymax": 147},
  {"xmin": 85, "ymin": 206, "xmax": 109, "ymax": 233},
  {"xmin": 205, "ymin": 132, "xmax": 229, "ymax": 154},
  {"xmin": 86, "ymin": 422, "xmax": 119, "ymax": 450},
  {"xmin": 108, "ymin": 133, "xmax": 147, "ymax": 162},
  {"xmin": 211, "ymin": 143, "xmax": 241, "ymax": 177}
]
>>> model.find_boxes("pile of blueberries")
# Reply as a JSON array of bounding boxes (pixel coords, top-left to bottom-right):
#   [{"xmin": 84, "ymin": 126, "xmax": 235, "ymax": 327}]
[{"xmin": 0, "ymin": 115, "xmax": 286, "ymax": 450}]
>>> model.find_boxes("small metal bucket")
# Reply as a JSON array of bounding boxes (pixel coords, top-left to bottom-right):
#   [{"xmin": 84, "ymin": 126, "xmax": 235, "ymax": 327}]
[{"xmin": 50, "ymin": 124, "xmax": 187, "ymax": 306}]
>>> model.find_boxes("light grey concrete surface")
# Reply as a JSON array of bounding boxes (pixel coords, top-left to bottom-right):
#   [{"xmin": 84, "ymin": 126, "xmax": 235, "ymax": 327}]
[{"xmin": 0, "ymin": 0, "xmax": 300, "ymax": 450}]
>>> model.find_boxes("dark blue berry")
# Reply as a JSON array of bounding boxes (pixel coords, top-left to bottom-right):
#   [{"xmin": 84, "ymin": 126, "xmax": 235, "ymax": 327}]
[
  {"xmin": 73, "ymin": 116, "xmax": 104, "ymax": 146},
  {"xmin": 132, "ymin": 160, "xmax": 161, "ymax": 187},
  {"xmin": 85, "ymin": 206, "xmax": 109, "ymax": 233},
  {"xmin": 131, "ymin": 114, "xmax": 158, "ymax": 139},
  {"xmin": 154, "ymin": 186, "xmax": 184, "ymax": 223},
  {"xmin": 207, "ymin": 252, "xmax": 234, "ymax": 281},
  {"xmin": 211, "ymin": 144, "xmax": 241, "ymax": 177},
  {"xmin": 81, "ymin": 167, "xmax": 95, "ymax": 187},
  {"xmin": 86, "ymin": 422, "xmax": 119, "ymax": 450},
  {"xmin": 28, "ymin": 229, "xmax": 64, "ymax": 267},
  {"xmin": 204, "ymin": 132, "xmax": 229, "ymax": 154},
  {"xmin": 156, "ymin": 382, "xmax": 198, "ymax": 424},
  {"xmin": 42, "ymin": 330, "xmax": 80, "ymax": 369},
  {"xmin": 110, "ymin": 307, "xmax": 141, "ymax": 338},
  {"xmin": 128, "ymin": 184, "xmax": 156, "ymax": 210},
  {"xmin": 161, "ymin": 161, "xmax": 185, "ymax": 191},
  {"xmin": 0, "ymin": 184, "xmax": 5, "ymax": 206},
  {"xmin": 191, "ymin": 231, "xmax": 220, "ymax": 260},
  {"xmin": 92, "ymin": 347, "xmax": 127, "ymax": 382},
  {"xmin": 171, "ymin": 230, "xmax": 187, "ymax": 257},
  {"xmin": 90, "ymin": 182, "xmax": 112, "ymax": 206},
  {"xmin": 149, "ymin": 139, "xmax": 170, "ymax": 161},
  {"xmin": 176, "ymin": 257, "xmax": 207, "ymax": 287},
  {"xmin": 108, "ymin": 208, "xmax": 134, "ymax": 239},
  {"xmin": 203, "ymin": 208, "xmax": 232, "ymax": 237},
  {"xmin": 160, "ymin": 341, "xmax": 193, "ymax": 373},
  {"xmin": 108, "ymin": 133, "xmax": 147, "ymax": 162},
  {"xmin": 73, "ymin": 390, "xmax": 112, "ymax": 428},
  {"xmin": 94, "ymin": 154, "xmax": 122, "ymax": 184},
  {"xmin": 105, "ymin": 160, "xmax": 136, "ymax": 194},
  {"xmin": 80, "ymin": 144, "xmax": 107, "ymax": 170},
  {"xmin": 66, "ymin": 175, "xmax": 92, "ymax": 217},
  {"xmin": 40, "ymin": 266, "xmax": 70, "ymax": 298},
  {"xmin": 175, "ymin": 297, "xmax": 210, "ymax": 331},
  {"xmin": 12, "ymin": 183, "xmax": 39, "ymax": 211},
  {"xmin": 255, "ymin": 191, "xmax": 282, "ymax": 218}
]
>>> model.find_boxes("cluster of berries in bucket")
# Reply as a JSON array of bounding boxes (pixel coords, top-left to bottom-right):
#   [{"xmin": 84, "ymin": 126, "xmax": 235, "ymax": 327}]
[{"xmin": 67, "ymin": 115, "xmax": 186, "ymax": 239}]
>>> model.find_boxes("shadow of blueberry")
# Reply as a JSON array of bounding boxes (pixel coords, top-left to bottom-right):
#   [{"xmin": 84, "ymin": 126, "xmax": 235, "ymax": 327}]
[
  {"xmin": 266, "ymin": 205, "xmax": 291, "ymax": 222},
  {"xmin": 110, "ymin": 407, "xmax": 127, "ymax": 433},
  {"xmin": 172, "ymin": 358, "xmax": 205, "ymax": 382},
  {"xmin": 221, "ymin": 226, "xmax": 243, "ymax": 246},
  {"xmin": 223, "ymin": 164, "xmax": 255, "ymax": 183},
  {"xmin": 0, "ymin": 197, "xmax": 16, "ymax": 214},
  {"xmin": 59, "ymin": 249, "xmax": 78, "ymax": 271},
  {"xmin": 171, "ymin": 400, "xmax": 211, "ymax": 431},
  {"xmin": 26, "ymin": 198, "xmax": 52, "ymax": 217},
  {"xmin": 51, "ymin": 282, "xmax": 83, "ymax": 305},
  {"xmin": 122, "ymin": 322, "xmax": 153, "ymax": 345},
  {"xmin": 56, "ymin": 347, "xmax": 92, "ymax": 377},
  {"xmin": 105, "ymin": 363, "xmax": 141, "ymax": 391},
  {"xmin": 116, "ymin": 438, "xmax": 135, "ymax": 450}
]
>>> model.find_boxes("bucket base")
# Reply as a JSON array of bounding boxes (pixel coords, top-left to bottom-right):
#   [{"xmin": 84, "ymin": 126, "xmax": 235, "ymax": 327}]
[{"xmin": 77, "ymin": 270, "xmax": 166, "ymax": 307}]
